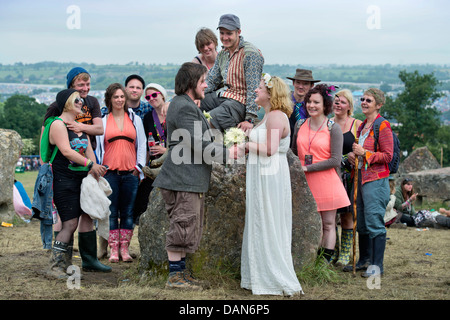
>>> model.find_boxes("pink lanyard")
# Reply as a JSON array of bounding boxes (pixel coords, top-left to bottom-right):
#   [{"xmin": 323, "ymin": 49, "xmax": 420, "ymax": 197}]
[{"xmin": 308, "ymin": 118, "xmax": 327, "ymax": 153}]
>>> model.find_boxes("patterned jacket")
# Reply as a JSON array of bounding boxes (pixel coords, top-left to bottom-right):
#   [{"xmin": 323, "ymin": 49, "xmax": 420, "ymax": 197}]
[
  {"xmin": 357, "ymin": 114, "xmax": 394, "ymax": 185},
  {"xmin": 206, "ymin": 36, "xmax": 264, "ymax": 118}
]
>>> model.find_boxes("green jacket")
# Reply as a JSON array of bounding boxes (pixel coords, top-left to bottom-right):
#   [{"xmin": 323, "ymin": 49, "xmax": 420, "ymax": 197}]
[{"xmin": 394, "ymin": 186, "xmax": 415, "ymax": 215}]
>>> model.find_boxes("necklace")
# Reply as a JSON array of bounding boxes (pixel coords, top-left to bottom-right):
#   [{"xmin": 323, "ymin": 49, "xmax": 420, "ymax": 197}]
[
  {"xmin": 308, "ymin": 117, "xmax": 327, "ymax": 153},
  {"xmin": 362, "ymin": 120, "xmax": 374, "ymax": 133}
]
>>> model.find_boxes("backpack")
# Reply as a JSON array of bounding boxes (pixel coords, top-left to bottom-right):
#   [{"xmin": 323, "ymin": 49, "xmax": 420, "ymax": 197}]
[
  {"xmin": 373, "ymin": 117, "xmax": 400, "ymax": 174},
  {"xmin": 40, "ymin": 116, "xmax": 63, "ymax": 163}
]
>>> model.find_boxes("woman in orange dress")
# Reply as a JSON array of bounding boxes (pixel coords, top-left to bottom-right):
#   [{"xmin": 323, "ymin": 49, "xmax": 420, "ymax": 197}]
[{"xmin": 292, "ymin": 84, "xmax": 350, "ymax": 262}]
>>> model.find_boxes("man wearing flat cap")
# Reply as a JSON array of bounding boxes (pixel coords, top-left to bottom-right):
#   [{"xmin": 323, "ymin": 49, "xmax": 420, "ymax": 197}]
[
  {"xmin": 200, "ymin": 13, "xmax": 264, "ymax": 133},
  {"xmin": 287, "ymin": 68, "xmax": 320, "ymax": 144}
]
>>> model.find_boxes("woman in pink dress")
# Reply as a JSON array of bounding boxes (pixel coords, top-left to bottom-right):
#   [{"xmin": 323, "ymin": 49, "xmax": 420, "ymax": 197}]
[{"xmin": 292, "ymin": 84, "xmax": 351, "ymax": 262}]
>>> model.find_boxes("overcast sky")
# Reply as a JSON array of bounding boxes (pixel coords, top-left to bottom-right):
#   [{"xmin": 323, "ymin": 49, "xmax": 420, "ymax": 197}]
[{"xmin": 1, "ymin": 0, "xmax": 449, "ymax": 66}]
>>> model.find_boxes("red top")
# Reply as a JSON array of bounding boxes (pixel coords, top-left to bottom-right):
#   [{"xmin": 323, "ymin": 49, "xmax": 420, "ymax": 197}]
[{"xmin": 357, "ymin": 114, "xmax": 394, "ymax": 185}]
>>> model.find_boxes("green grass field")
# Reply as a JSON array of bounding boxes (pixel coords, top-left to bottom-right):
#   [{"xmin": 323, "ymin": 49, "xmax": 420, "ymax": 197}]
[{"xmin": 15, "ymin": 170, "xmax": 38, "ymax": 201}]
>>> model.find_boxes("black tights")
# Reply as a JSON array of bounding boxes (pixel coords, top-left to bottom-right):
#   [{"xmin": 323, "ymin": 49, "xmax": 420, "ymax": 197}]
[{"xmin": 56, "ymin": 218, "xmax": 79, "ymax": 244}]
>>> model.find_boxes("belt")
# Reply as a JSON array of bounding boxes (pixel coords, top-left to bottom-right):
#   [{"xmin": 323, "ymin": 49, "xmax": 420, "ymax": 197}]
[{"xmin": 108, "ymin": 169, "xmax": 133, "ymax": 175}]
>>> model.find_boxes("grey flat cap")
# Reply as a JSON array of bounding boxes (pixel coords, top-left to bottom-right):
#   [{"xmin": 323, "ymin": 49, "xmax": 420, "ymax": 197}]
[{"xmin": 217, "ymin": 14, "xmax": 240, "ymax": 30}]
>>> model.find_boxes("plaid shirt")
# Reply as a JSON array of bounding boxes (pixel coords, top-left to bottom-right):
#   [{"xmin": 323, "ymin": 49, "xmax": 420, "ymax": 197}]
[
  {"xmin": 101, "ymin": 100, "xmax": 152, "ymax": 119},
  {"xmin": 206, "ymin": 36, "xmax": 264, "ymax": 117}
]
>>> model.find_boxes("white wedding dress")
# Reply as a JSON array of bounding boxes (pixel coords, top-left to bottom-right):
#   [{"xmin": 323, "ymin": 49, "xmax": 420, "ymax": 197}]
[{"xmin": 240, "ymin": 117, "xmax": 303, "ymax": 296}]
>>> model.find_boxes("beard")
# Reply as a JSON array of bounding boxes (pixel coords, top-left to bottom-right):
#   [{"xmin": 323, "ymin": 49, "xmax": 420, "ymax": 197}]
[{"xmin": 194, "ymin": 89, "xmax": 205, "ymax": 100}]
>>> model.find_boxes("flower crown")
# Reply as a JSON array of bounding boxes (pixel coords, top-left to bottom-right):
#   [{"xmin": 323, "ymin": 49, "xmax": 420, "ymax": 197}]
[
  {"xmin": 325, "ymin": 85, "xmax": 337, "ymax": 97},
  {"xmin": 262, "ymin": 73, "xmax": 273, "ymax": 89}
]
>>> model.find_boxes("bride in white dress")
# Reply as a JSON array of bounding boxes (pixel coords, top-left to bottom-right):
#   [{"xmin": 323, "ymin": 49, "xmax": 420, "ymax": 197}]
[{"xmin": 234, "ymin": 74, "xmax": 303, "ymax": 296}]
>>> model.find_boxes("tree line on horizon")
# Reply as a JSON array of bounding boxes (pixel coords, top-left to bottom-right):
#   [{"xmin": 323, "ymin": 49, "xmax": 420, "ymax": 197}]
[
  {"xmin": 1, "ymin": 61, "xmax": 450, "ymax": 92},
  {"xmin": 0, "ymin": 67, "xmax": 448, "ymax": 167}
]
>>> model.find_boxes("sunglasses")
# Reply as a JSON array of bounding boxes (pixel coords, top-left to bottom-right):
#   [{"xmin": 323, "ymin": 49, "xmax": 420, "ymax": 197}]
[
  {"xmin": 360, "ymin": 97, "xmax": 373, "ymax": 103},
  {"xmin": 145, "ymin": 92, "xmax": 161, "ymax": 101},
  {"xmin": 74, "ymin": 97, "xmax": 84, "ymax": 105}
]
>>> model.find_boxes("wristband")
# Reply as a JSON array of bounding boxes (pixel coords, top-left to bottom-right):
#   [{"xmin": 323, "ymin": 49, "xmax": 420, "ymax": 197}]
[{"xmin": 87, "ymin": 159, "xmax": 93, "ymax": 170}]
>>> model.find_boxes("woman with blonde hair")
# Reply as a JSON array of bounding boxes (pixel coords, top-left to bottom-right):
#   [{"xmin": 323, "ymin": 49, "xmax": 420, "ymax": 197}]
[
  {"xmin": 232, "ymin": 74, "xmax": 303, "ymax": 296},
  {"xmin": 47, "ymin": 88, "xmax": 110, "ymax": 279},
  {"xmin": 330, "ymin": 89, "xmax": 362, "ymax": 266}
]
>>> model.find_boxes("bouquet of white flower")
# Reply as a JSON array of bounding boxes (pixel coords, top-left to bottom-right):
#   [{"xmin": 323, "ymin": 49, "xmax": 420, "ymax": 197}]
[
  {"xmin": 223, "ymin": 127, "xmax": 246, "ymax": 147},
  {"xmin": 203, "ymin": 111, "xmax": 212, "ymax": 120}
]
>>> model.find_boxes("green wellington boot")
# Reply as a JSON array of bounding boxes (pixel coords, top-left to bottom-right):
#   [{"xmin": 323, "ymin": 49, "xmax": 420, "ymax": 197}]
[{"xmin": 78, "ymin": 230, "xmax": 112, "ymax": 272}]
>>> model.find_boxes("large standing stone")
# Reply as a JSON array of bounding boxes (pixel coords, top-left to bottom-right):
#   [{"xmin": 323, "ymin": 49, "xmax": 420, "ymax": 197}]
[
  {"xmin": 138, "ymin": 150, "xmax": 322, "ymax": 275},
  {"xmin": 396, "ymin": 146, "xmax": 449, "ymax": 204},
  {"xmin": 398, "ymin": 146, "xmax": 441, "ymax": 174},
  {"xmin": 0, "ymin": 129, "xmax": 23, "ymax": 221},
  {"xmin": 401, "ymin": 167, "xmax": 450, "ymax": 203}
]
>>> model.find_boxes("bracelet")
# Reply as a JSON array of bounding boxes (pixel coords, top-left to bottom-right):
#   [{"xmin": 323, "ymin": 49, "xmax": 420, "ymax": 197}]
[
  {"xmin": 84, "ymin": 158, "xmax": 88, "ymax": 167},
  {"xmin": 87, "ymin": 160, "xmax": 94, "ymax": 170}
]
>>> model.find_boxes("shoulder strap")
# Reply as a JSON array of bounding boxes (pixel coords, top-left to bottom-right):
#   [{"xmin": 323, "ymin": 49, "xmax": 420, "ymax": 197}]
[{"xmin": 373, "ymin": 116, "xmax": 385, "ymax": 152}]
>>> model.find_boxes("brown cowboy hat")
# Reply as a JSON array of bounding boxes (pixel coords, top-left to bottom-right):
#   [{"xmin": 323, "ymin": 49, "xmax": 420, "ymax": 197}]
[{"xmin": 286, "ymin": 69, "xmax": 320, "ymax": 83}]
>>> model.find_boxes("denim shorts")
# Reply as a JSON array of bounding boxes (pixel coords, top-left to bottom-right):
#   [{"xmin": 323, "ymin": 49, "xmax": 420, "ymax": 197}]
[{"xmin": 160, "ymin": 188, "xmax": 205, "ymax": 253}]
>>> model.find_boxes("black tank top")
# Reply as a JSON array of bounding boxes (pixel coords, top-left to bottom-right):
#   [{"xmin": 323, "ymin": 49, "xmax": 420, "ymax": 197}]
[
  {"xmin": 342, "ymin": 119, "xmax": 356, "ymax": 155},
  {"xmin": 52, "ymin": 129, "xmax": 89, "ymax": 177}
]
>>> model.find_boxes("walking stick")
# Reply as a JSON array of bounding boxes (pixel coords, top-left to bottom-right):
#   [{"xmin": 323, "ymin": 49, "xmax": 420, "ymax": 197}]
[{"xmin": 352, "ymin": 139, "xmax": 359, "ymax": 276}]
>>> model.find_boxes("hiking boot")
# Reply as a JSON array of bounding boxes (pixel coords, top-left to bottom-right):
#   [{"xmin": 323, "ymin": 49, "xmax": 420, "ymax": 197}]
[
  {"xmin": 183, "ymin": 269, "xmax": 208, "ymax": 287},
  {"xmin": 165, "ymin": 271, "xmax": 202, "ymax": 291}
]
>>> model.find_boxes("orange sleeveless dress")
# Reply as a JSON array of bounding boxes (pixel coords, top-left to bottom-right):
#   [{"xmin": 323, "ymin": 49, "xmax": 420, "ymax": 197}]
[{"xmin": 297, "ymin": 123, "xmax": 351, "ymax": 211}]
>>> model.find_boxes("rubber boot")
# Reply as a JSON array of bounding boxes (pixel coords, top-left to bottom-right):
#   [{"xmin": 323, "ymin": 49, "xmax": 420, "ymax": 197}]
[
  {"xmin": 330, "ymin": 226, "xmax": 339, "ymax": 263},
  {"xmin": 343, "ymin": 233, "xmax": 372, "ymax": 272},
  {"xmin": 318, "ymin": 247, "xmax": 334, "ymax": 263},
  {"xmin": 46, "ymin": 240, "xmax": 69, "ymax": 279},
  {"xmin": 78, "ymin": 230, "xmax": 112, "ymax": 272},
  {"xmin": 54, "ymin": 231, "xmax": 73, "ymax": 269},
  {"xmin": 119, "ymin": 229, "xmax": 133, "ymax": 262},
  {"xmin": 362, "ymin": 233, "xmax": 386, "ymax": 278},
  {"xmin": 335, "ymin": 229, "xmax": 353, "ymax": 267},
  {"xmin": 108, "ymin": 229, "xmax": 120, "ymax": 263},
  {"xmin": 98, "ymin": 236, "xmax": 108, "ymax": 260}
]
